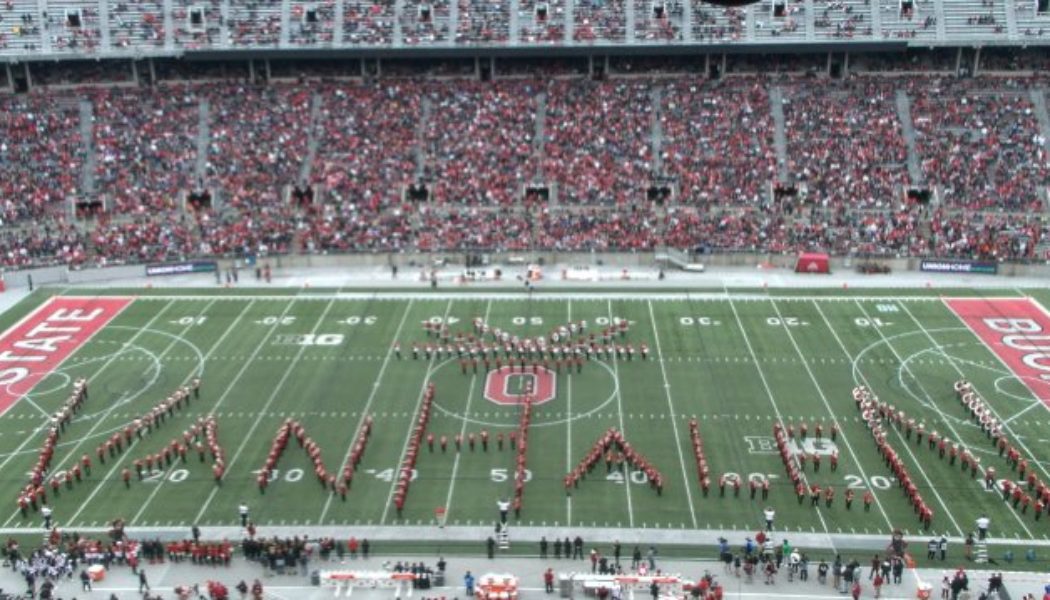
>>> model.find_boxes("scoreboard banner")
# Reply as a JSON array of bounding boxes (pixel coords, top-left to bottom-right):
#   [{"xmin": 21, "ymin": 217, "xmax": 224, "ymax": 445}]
[
  {"xmin": 145, "ymin": 260, "xmax": 218, "ymax": 277},
  {"xmin": 919, "ymin": 259, "xmax": 997, "ymax": 275}
]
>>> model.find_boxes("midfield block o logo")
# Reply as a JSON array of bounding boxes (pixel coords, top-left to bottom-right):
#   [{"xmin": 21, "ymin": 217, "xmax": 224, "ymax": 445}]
[{"xmin": 484, "ymin": 366, "xmax": 556, "ymax": 406}]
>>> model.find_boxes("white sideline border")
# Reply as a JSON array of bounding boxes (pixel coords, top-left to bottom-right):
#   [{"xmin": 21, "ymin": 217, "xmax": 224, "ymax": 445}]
[{"xmin": 55, "ymin": 292, "xmax": 994, "ymax": 302}]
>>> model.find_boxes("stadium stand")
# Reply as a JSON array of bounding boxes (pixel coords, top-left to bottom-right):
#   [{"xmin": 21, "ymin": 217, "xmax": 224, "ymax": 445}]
[
  {"xmin": 542, "ymin": 79, "xmax": 654, "ymax": 205},
  {"xmin": 573, "ymin": 0, "xmax": 627, "ymax": 42},
  {"xmin": 660, "ymin": 77, "xmax": 776, "ymax": 207},
  {"xmin": 0, "ymin": 94, "xmax": 83, "ymax": 224},
  {"xmin": 0, "ymin": 63, "xmax": 1048, "ymax": 265},
  {"xmin": 0, "ymin": 0, "xmax": 1048, "ymax": 268},
  {"xmin": 92, "ymin": 86, "xmax": 200, "ymax": 213},
  {"xmin": 0, "ymin": 0, "xmax": 1047, "ymax": 53}
]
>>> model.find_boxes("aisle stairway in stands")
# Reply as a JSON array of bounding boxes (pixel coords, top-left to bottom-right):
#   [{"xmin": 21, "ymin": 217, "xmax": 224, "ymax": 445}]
[
  {"xmin": 279, "ymin": 0, "xmax": 291, "ymax": 46},
  {"xmin": 894, "ymin": 89, "xmax": 923, "ymax": 185},
  {"xmin": 78, "ymin": 99, "xmax": 96, "ymax": 197},
  {"xmin": 931, "ymin": 0, "xmax": 948, "ymax": 40},
  {"xmin": 1003, "ymin": 0, "xmax": 1019, "ymax": 39},
  {"xmin": 415, "ymin": 98, "xmax": 431, "ymax": 182},
  {"xmin": 768, "ymin": 86, "xmax": 789, "ymax": 185},
  {"xmin": 1031, "ymin": 89, "xmax": 1050, "ymax": 217},
  {"xmin": 649, "ymin": 86, "xmax": 663, "ymax": 178},
  {"xmin": 195, "ymin": 98, "xmax": 211, "ymax": 186},
  {"xmin": 299, "ymin": 93, "xmax": 324, "ymax": 185},
  {"xmin": 532, "ymin": 91, "xmax": 548, "ymax": 203}
]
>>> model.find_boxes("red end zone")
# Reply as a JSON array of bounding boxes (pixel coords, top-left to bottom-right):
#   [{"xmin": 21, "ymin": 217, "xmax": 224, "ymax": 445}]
[
  {"xmin": 0, "ymin": 296, "xmax": 132, "ymax": 415},
  {"xmin": 944, "ymin": 297, "xmax": 1050, "ymax": 407}
]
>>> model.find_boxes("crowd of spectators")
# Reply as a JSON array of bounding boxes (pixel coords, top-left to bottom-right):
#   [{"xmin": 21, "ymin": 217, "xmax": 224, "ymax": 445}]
[
  {"xmin": 400, "ymin": 0, "xmax": 452, "ymax": 45},
  {"xmin": 455, "ymin": 0, "xmax": 510, "ymax": 43},
  {"xmin": 781, "ymin": 78, "xmax": 910, "ymax": 210},
  {"xmin": 812, "ymin": 0, "xmax": 872, "ymax": 39},
  {"xmin": 692, "ymin": 4, "xmax": 745, "ymax": 43},
  {"xmin": 660, "ymin": 77, "xmax": 776, "ymax": 208},
  {"xmin": 287, "ymin": 2, "xmax": 337, "ymax": 46},
  {"xmin": 0, "ymin": 93, "xmax": 83, "ymax": 225},
  {"xmin": 109, "ymin": 0, "xmax": 165, "ymax": 50},
  {"xmin": 519, "ymin": 0, "xmax": 566, "ymax": 43},
  {"xmin": 423, "ymin": 80, "xmax": 541, "ymax": 206},
  {"xmin": 344, "ymin": 0, "xmax": 398, "ymax": 45},
  {"xmin": 170, "ymin": 1, "xmax": 223, "ymax": 50},
  {"xmin": 0, "ymin": 71, "xmax": 1047, "ymax": 267},
  {"xmin": 228, "ymin": 1, "xmax": 282, "ymax": 46},
  {"xmin": 573, "ymin": 0, "xmax": 626, "ymax": 42},
  {"xmin": 911, "ymin": 79, "xmax": 1047, "ymax": 212},
  {"xmin": 542, "ymin": 79, "xmax": 654, "ymax": 205},
  {"xmin": 313, "ymin": 81, "xmax": 420, "ymax": 208},
  {"xmin": 45, "ymin": 4, "xmax": 102, "ymax": 51},
  {"xmin": 207, "ymin": 83, "xmax": 310, "ymax": 207},
  {"xmin": 92, "ymin": 86, "xmax": 200, "ymax": 213},
  {"xmin": 1, "ymin": 0, "xmax": 1047, "ymax": 56},
  {"xmin": 633, "ymin": 0, "xmax": 682, "ymax": 42}
]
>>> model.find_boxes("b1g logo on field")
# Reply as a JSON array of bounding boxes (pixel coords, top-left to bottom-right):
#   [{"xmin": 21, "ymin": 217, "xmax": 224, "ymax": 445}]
[{"xmin": 484, "ymin": 367, "xmax": 556, "ymax": 406}]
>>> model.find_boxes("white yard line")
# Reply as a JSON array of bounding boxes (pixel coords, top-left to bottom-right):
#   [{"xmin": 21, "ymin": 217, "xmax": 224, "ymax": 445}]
[
  {"xmin": 723, "ymin": 290, "xmax": 834, "ymax": 548},
  {"xmin": 905, "ymin": 302, "xmax": 1050, "ymax": 482},
  {"xmin": 192, "ymin": 297, "xmax": 340, "ymax": 524},
  {"xmin": 645, "ymin": 299, "xmax": 697, "ymax": 529},
  {"xmin": 810, "ymin": 302, "xmax": 974, "ymax": 538},
  {"xmin": 1, "ymin": 299, "xmax": 200, "ymax": 527},
  {"xmin": 0, "ymin": 297, "xmax": 146, "ymax": 473},
  {"xmin": 438, "ymin": 300, "xmax": 493, "ymax": 525},
  {"xmin": 1003, "ymin": 402, "xmax": 1042, "ymax": 425},
  {"xmin": 124, "ymin": 299, "xmax": 307, "ymax": 525},
  {"xmin": 566, "ymin": 299, "xmax": 573, "ymax": 527},
  {"xmin": 379, "ymin": 299, "xmax": 455, "ymax": 524},
  {"xmin": 318, "ymin": 299, "xmax": 417, "ymax": 524},
  {"xmin": 78, "ymin": 299, "xmax": 257, "ymax": 524},
  {"xmin": 767, "ymin": 300, "xmax": 896, "ymax": 533},
  {"xmin": 814, "ymin": 301, "xmax": 965, "ymax": 537},
  {"xmin": 606, "ymin": 299, "xmax": 635, "ymax": 528},
  {"xmin": 855, "ymin": 301, "xmax": 1032, "ymax": 537}
]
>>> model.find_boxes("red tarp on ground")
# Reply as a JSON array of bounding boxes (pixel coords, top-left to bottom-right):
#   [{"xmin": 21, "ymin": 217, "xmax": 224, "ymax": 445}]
[{"xmin": 795, "ymin": 252, "xmax": 830, "ymax": 274}]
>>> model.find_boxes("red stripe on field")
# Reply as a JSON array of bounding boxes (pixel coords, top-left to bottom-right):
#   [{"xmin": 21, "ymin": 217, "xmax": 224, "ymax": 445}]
[
  {"xmin": 0, "ymin": 297, "xmax": 132, "ymax": 415},
  {"xmin": 944, "ymin": 297, "xmax": 1050, "ymax": 408}
]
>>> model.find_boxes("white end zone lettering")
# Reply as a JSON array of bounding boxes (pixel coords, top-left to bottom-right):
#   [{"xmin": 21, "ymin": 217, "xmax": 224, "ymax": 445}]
[
  {"xmin": 946, "ymin": 298, "xmax": 1050, "ymax": 405},
  {"xmin": 0, "ymin": 297, "xmax": 132, "ymax": 414}
]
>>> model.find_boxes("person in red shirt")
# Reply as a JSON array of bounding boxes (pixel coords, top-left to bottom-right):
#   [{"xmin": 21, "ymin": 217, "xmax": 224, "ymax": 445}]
[
  {"xmin": 544, "ymin": 568, "xmax": 555, "ymax": 593},
  {"xmin": 348, "ymin": 537, "xmax": 359, "ymax": 558}
]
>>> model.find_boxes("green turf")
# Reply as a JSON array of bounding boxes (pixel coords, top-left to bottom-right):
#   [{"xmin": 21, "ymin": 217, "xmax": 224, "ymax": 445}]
[{"xmin": 1, "ymin": 289, "xmax": 1048, "ymax": 547}]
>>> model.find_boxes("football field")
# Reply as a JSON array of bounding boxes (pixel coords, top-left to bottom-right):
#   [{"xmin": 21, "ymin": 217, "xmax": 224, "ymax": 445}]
[{"xmin": 2, "ymin": 287, "xmax": 1050, "ymax": 546}]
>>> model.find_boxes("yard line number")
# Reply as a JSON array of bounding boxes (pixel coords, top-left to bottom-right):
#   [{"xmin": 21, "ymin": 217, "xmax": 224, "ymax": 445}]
[
  {"xmin": 845, "ymin": 474, "xmax": 892, "ymax": 490},
  {"xmin": 766, "ymin": 317, "xmax": 808, "ymax": 327},
  {"xmin": 142, "ymin": 469, "xmax": 190, "ymax": 483},
  {"xmin": 679, "ymin": 317, "xmax": 721, "ymax": 326},
  {"xmin": 491, "ymin": 468, "xmax": 533, "ymax": 483}
]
